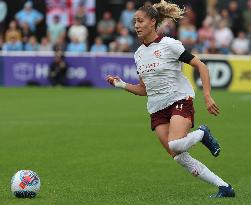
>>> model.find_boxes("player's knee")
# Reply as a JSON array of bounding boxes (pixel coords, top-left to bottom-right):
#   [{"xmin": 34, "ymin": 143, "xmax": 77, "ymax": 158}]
[
  {"xmin": 160, "ymin": 142, "xmax": 177, "ymax": 157},
  {"xmin": 158, "ymin": 136, "xmax": 180, "ymax": 157},
  {"xmin": 159, "ymin": 143, "xmax": 175, "ymax": 157}
]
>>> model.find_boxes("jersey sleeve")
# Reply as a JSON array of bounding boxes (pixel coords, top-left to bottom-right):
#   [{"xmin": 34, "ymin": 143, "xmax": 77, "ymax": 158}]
[{"xmin": 168, "ymin": 39, "xmax": 185, "ymax": 60}]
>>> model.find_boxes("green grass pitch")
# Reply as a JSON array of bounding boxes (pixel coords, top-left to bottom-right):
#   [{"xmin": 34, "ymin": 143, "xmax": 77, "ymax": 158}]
[{"xmin": 0, "ymin": 87, "xmax": 250, "ymax": 205}]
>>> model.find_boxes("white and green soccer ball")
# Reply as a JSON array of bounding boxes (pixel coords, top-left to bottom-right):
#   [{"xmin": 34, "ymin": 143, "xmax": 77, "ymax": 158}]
[{"xmin": 11, "ymin": 170, "xmax": 40, "ymax": 198}]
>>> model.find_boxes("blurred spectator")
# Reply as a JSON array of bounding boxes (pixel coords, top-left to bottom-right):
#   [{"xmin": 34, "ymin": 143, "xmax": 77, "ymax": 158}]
[
  {"xmin": 214, "ymin": 20, "xmax": 234, "ymax": 54},
  {"xmin": 90, "ymin": 37, "xmax": 108, "ymax": 53},
  {"xmin": 231, "ymin": 31, "xmax": 250, "ymax": 55},
  {"xmin": 67, "ymin": 37, "xmax": 87, "ymax": 53},
  {"xmin": 48, "ymin": 52, "xmax": 68, "ymax": 86},
  {"xmin": 205, "ymin": 39, "xmax": 220, "ymax": 54},
  {"xmin": 0, "ymin": 35, "xmax": 3, "ymax": 50},
  {"xmin": 74, "ymin": 2, "xmax": 86, "ymax": 25},
  {"xmin": 71, "ymin": 0, "xmax": 96, "ymax": 26},
  {"xmin": 0, "ymin": 0, "xmax": 7, "ymax": 35},
  {"xmin": 120, "ymin": 1, "xmax": 135, "ymax": 33},
  {"xmin": 157, "ymin": 19, "xmax": 177, "ymax": 38},
  {"xmin": 114, "ymin": 22, "xmax": 124, "ymax": 36},
  {"xmin": 204, "ymin": 8, "xmax": 221, "ymax": 28},
  {"xmin": 228, "ymin": 0, "xmax": 243, "ymax": 36},
  {"xmin": 47, "ymin": 15, "xmax": 66, "ymax": 45},
  {"xmin": 39, "ymin": 37, "xmax": 52, "ymax": 51},
  {"xmin": 0, "ymin": 0, "xmax": 248, "ymax": 56},
  {"xmin": 178, "ymin": 18, "xmax": 197, "ymax": 52},
  {"xmin": 53, "ymin": 36, "xmax": 66, "ymax": 52},
  {"xmin": 184, "ymin": 5, "xmax": 196, "ymax": 26},
  {"xmin": 198, "ymin": 19, "xmax": 214, "ymax": 42},
  {"xmin": 24, "ymin": 36, "xmax": 39, "ymax": 51},
  {"xmin": 20, "ymin": 22, "xmax": 34, "ymax": 44},
  {"xmin": 220, "ymin": 9, "xmax": 232, "ymax": 28},
  {"xmin": 68, "ymin": 17, "xmax": 88, "ymax": 44},
  {"xmin": 5, "ymin": 21, "xmax": 22, "ymax": 42},
  {"xmin": 243, "ymin": 0, "xmax": 251, "ymax": 32},
  {"xmin": 97, "ymin": 11, "xmax": 116, "ymax": 45},
  {"xmin": 192, "ymin": 35, "xmax": 210, "ymax": 54},
  {"xmin": 15, "ymin": 1, "xmax": 43, "ymax": 32},
  {"xmin": 144, "ymin": 1, "xmax": 152, "ymax": 7},
  {"xmin": 46, "ymin": 0, "xmax": 69, "ymax": 28},
  {"xmin": 2, "ymin": 36, "xmax": 22, "ymax": 51},
  {"xmin": 109, "ymin": 27, "xmax": 133, "ymax": 52},
  {"xmin": 248, "ymin": 26, "xmax": 251, "ymax": 53}
]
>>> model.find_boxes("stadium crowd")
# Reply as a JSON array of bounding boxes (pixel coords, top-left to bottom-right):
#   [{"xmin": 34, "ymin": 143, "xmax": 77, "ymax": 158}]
[{"xmin": 0, "ymin": 0, "xmax": 251, "ymax": 55}]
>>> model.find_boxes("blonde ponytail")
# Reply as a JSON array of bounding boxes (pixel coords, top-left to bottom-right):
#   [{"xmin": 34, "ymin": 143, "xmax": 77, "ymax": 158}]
[{"xmin": 153, "ymin": 0, "xmax": 185, "ymax": 24}]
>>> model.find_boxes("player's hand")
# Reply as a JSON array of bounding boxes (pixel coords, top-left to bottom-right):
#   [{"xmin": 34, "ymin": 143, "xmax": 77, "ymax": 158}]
[
  {"xmin": 106, "ymin": 75, "xmax": 120, "ymax": 86},
  {"xmin": 205, "ymin": 96, "xmax": 220, "ymax": 116},
  {"xmin": 106, "ymin": 75, "xmax": 115, "ymax": 86},
  {"xmin": 105, "ymin": 75, "xmax": 126, "ymax": 88}
]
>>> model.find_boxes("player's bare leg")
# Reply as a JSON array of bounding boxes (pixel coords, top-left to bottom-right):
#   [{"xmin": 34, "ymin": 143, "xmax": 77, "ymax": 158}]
[
  {"xmin": 155, "ymin": 123, "xmax": 175, "ymax": 157},
  {"xmin": 155, "ymin": 115, "xmax": 235, "ymax": 198},
  {"xmin": 163, "ymin": 115, "xmax": 221, "ymax": 157},
  {"xmin": 155, "ymin": 115, "xmax": 192, "ymax": 155},
  {"xmin": 168, "ymin": 115, "xmax": 204, "ymax": 153}
]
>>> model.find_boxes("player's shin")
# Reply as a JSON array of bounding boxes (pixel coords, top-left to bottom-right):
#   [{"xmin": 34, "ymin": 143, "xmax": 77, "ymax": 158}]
[{"xmin": 174, "ymin": 152, "xmax": 228, "ymax": 187}]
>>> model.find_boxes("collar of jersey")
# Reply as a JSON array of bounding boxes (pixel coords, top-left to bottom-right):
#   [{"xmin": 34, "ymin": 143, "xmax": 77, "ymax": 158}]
[{"xmin": 143, "ymin": 35, "xmax": 164, "ymax": 47}]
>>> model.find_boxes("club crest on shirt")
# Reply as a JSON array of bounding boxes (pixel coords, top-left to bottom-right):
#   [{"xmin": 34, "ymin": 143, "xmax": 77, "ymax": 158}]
[{"xmin": 154, "ymin": 50, "xmax": 161, "ymax": 58}]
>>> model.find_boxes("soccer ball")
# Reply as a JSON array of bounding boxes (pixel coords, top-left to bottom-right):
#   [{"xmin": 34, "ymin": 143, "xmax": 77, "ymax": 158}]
[{"xmin": 11, "ymin": 170, "xmax": 40, "ymax": 198}]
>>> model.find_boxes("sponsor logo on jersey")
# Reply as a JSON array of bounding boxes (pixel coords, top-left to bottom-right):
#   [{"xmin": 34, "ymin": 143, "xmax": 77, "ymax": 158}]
[{"xmin": 137, "ymin": 62, "xmax": 160, "ymax": 74}]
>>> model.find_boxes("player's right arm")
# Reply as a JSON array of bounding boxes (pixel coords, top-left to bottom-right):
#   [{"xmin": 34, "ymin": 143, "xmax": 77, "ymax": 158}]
[{"xmin": 106, "ymin": 75, "xmax": 147, "ymax": 96}]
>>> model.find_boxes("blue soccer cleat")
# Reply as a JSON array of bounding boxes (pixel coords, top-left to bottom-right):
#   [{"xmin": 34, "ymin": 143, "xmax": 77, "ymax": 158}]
[
  {"xmin": 209, "ymin": 184, "xmax": 235, "ymax": 198},
  {"xmin": 199, "ymin": 125, "xmax": 220, "ymax": 157}
]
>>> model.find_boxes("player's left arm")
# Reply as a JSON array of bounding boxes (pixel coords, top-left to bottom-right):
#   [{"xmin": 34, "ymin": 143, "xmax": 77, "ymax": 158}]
[
  {"xmin": 175, "ymin": 42, "xmax": 219, "ymax": 116},
  {"xmin": 189, "ymin": 56, "xmax": 220, "ymax": 116}
]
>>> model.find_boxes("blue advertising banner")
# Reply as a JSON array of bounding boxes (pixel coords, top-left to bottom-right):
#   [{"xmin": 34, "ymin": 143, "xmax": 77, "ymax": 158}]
[
  {"xmin": 94, "ymin": 56, "xmax": 138, "ymax": 87},
  {"xmin": 2, "ymin": 55, "xmax": 139, "ymax": 87},
  {"xmin": 2, "ymin": 54, "xmax": 251, "ymax": 91},
  {"xmin": 0, "ymin": 56, "xmax": 3, "ymax": 85}
]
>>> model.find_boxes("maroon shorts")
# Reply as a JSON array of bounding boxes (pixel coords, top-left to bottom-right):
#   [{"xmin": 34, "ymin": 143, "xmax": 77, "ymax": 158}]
[{"xmin": 150, "ymin": 98, "xmax": 195, "ymax": 131}]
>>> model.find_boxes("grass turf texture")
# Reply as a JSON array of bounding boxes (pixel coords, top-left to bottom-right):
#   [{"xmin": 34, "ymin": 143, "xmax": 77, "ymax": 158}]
[{"xmin": 0, "ymin": 87, "xmax": 250, "ymax": 205}]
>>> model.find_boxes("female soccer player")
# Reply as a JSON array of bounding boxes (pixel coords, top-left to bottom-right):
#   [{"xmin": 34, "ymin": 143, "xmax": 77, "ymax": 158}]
[{"xmin": 106, "ymin": 0, "xmax": 235, "ymax": 198}]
